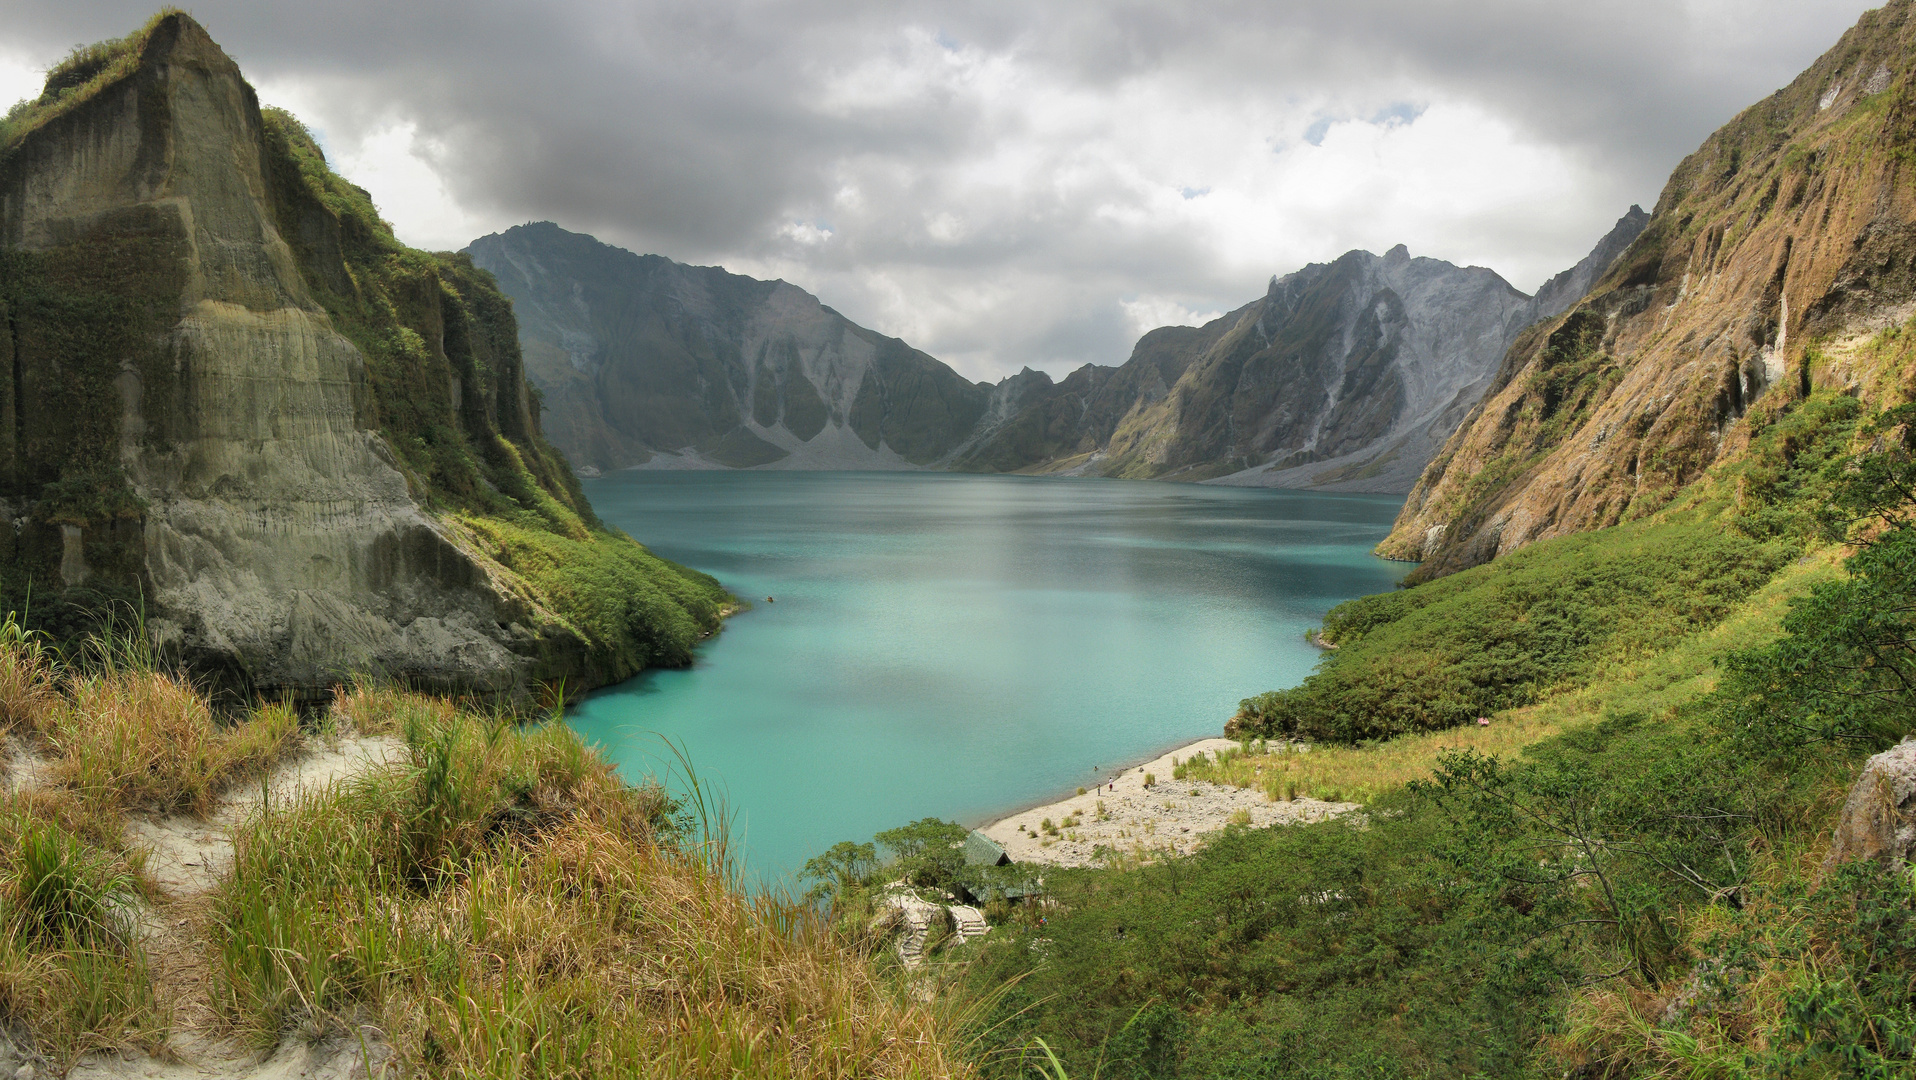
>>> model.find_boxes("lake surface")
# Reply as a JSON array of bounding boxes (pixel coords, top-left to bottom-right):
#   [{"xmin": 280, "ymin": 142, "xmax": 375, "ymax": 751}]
[{"xmin": 572, "ymin": 471, "xmax": 1405, "ymax": 886}]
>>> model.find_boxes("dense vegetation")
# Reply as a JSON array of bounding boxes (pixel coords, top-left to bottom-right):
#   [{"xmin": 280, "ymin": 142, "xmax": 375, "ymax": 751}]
[
  {"xmin": 934, "ymin": 388, "xmax": 1916, "ymax": 1078},
  {"xmin": 1229, "ymin": 389, "xmax": 1864, "ymax": 745},
  {"xmin": 1228, "ymin": 519, "xmax": 1790, "ymax": 743}
]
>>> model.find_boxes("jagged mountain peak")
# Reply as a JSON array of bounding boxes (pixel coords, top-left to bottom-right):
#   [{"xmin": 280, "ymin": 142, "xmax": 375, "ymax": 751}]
[{"xmin": 471, "ymin": 217, "xmax": 1642, "ymax": 493}]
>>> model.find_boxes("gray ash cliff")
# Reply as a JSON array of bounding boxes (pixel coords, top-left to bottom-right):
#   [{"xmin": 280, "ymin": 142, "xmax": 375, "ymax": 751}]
[
  {"xmin": 0, "ymin": 15, "xmax": 724, "ymax": 698},
  {"xmin": 1011, "ymin": 210, "xmax": 1646, "ymax": 492},
  {"xmin": 1379, "ymin": 0, "xmax": 1916, "ymax": 574},
  {"xmin": 476, "ymin": 214, "xmax": 1644, "ymax": 494}
]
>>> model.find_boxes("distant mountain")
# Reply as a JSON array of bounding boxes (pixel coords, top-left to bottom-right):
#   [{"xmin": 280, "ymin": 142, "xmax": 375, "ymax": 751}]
[
  {"xmin": 969, "ymin": 209, "xmax": 1648, "ymax": 492},
  {"xmin": 468, "ymin": 213, "xmax": 1646, "ymax": 491},
  {"xmin": 465, "ymin": 223, "xmax": 992, "ymax": 471}
]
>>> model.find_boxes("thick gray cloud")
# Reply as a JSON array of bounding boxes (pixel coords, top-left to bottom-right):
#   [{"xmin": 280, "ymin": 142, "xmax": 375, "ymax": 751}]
[{"xmin": 0, "ymin": 1, "xmax": 1878, "ymax": 381}]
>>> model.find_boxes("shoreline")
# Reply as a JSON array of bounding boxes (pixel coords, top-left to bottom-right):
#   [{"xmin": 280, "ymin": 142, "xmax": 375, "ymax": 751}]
[
  {"xmin": 965, "ymin": 733, "xmax": 1238, "ymax": 829},
  {"xmin": 977, "ymin": 736, "xmax": 1358, "ymax": 868}
]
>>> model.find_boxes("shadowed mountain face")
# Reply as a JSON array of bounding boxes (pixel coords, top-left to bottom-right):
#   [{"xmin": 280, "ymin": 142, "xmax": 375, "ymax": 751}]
[
  {"xmin": 980, "ymin": 211, "xmax": 1647, "ymax": 492},
  {"xmin": 466, "ymin": 223, "xmax": 990, "ymax": 471},
  {"xmin": 0, "ymin": 15, "xmax": 725, "ymax": 698},
  {"xmin": 471, "ymin": 214, "xmax": 1645, "ymax": 492},
  {"xmin": 1380, "ymin": 0, "xmax": 1916, "ymax": 575}
]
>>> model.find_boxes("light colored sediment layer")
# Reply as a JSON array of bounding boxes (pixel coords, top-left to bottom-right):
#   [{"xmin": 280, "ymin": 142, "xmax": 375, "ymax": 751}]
[{"xmin": 980, "ymin": 738, "xmax": 1357, "ymax": 868}]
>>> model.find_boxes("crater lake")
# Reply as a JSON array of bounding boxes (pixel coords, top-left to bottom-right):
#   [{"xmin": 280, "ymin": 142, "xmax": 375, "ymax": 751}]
[{"xmin": 571, "ymin": 471, "xmax": 1405, "ymax": 885}]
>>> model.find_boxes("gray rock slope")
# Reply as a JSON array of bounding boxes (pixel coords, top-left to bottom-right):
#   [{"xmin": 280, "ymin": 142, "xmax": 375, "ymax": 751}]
[
  {"xmin": 470, "ymin": 211, "xmax": 1647, "ymax": 493},
  {"xmin": 0, "ymin": 15, "xmax": 718, "ymax": 698},
  {"xmin": 467, "ymin": 223, "xmax": 986, "ymax": 472}
]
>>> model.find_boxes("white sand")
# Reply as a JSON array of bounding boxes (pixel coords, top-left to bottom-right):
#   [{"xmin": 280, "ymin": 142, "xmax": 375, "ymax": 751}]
[{"xmin": 980, "ymin": 738, "xmax": 1358, "ymax": 867}]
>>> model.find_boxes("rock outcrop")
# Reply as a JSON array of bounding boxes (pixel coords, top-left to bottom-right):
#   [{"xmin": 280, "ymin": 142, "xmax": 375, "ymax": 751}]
[
  {"xmin": 0, "ymin": 15, "xmax": 725, "ymax": 698},
  {"xmin": 1381, "ymin": 0, "xmax": 1916, "ymax": 573},
  {"xmin": 471, "ymin": 215, "xmax": 1645, "ymax": 493},
  {"xmin": 1825, "ymin": 739, "xmax": 1916, "ymax": 871}
]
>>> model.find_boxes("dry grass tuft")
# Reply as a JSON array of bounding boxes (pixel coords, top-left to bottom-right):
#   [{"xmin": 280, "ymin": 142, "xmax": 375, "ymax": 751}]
[
  {"xmin": 330, "ymin": 680, "xmax": 458, "ymax": 738},
  {"xmin": 41, "ymin": 670, "xmax": 299, "ymax": 816},
  {"xmin": 0, "ymin": 621, "xmax": 59, "ymax": 734}
]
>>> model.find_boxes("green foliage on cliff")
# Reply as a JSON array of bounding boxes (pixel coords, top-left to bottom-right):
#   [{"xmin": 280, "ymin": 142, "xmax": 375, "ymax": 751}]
[
  {"xmin": 457, "ymin": 514, "xmax": 725, "ymax": 674},
  {"xmin": 0, "ymin": 11, "xmax": 176, "ymax": 157},
  {"xmin": 1234, "ymin": 388, "xmax": 1872, "ymax": 745},
  {"xmin": 1229, "ymin": 520, "xmax": 1790, "ymax": 743},
  {"xmin": 257, "ymin": 109, "xmax": 729, "ymax": 680}
]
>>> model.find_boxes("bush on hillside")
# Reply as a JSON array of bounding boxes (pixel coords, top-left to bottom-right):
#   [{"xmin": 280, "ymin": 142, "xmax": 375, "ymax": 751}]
[{"xmin": 1229, "ymin": 522, "xmax": 1792, "ymax": 743}]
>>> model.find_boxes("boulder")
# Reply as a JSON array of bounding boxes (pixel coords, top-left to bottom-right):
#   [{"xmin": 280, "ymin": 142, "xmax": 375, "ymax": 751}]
[{"xmin": 1825, "ymin": 738, "xmax": 1916, "ymax": 871}]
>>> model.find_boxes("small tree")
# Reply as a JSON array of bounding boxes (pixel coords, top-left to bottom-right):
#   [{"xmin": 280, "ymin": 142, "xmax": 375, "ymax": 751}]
[
  {"xmin": 875, "ymin": 817, "xmax": 969, "ymax": 891},
  {"xmin": 798, "ymin": 840, "xmax": 876, "ymax": 905}
]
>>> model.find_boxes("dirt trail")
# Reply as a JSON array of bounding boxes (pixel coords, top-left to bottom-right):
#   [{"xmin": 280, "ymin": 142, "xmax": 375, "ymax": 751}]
[
  {"xmin": 130, "ymin": 736, "xmax": 406, "ymax": 899},
  {"xmin": 3, "ymin": 733, "xmax": 408, "ymax": 1079}
]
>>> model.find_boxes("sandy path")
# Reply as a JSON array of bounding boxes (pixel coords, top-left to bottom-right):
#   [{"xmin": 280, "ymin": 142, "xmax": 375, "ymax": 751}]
[
  {"xmin": 130, "ymin": 735, "xmax": 407, "ymax": 898},
  {"xmin": 980, "ymin": 738, "xmax": 1357, "ymax": 867}
]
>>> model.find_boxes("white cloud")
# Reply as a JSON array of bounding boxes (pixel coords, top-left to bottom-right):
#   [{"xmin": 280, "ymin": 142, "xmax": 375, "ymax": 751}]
[
  {"xmin": 780, "ymin": 220, "xmax": 834, "ymax": 246},
  {"xmin": 0, "ymin": 0, "xmax": 1880, "ymax": 383},
  {"xmin": 0, "ymin": 51, "xmax": 45, "ymax": 113},
  {"xmin": 1120, "ymin": 297, "xmax": 1228, "ymax": 338},
  {"xmin": 256, "ymin": 79, "xmax": 486, "ymax": 253}
]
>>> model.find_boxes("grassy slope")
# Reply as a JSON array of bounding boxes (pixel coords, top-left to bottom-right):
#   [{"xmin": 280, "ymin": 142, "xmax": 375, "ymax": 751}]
[
  {"xmin": 0, "ymin": 632, "xmax": 967, "ymax": 1077},
  {"xmin": 950, "ymin": 325, "xmax": 1914, "ymax": 1076},
  {"xmin": 1229, "ymin": 385, "xmax": 1863, "ymax": 746}
]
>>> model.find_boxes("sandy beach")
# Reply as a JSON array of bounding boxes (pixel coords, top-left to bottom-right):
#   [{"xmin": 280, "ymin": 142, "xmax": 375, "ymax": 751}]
[{"xmin": 979, "ymin": 737, "xmax": 1358, "ymax": 867}]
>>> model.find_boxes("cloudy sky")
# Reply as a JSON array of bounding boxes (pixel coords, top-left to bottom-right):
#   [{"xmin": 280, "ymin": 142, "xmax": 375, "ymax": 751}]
[{"xmin": 0, "ymin": 1, "xmax": 1879, "ymax": 382}]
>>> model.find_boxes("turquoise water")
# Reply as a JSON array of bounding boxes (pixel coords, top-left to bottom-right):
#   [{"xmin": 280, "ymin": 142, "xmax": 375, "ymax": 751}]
[{"xmin": 571, "ymin": 471, "xmax": 1405, "ymax": 886}]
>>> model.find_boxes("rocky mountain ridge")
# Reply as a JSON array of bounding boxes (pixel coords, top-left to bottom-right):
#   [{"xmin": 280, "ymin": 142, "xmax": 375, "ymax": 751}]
[
  {"xmin": 470, "ymin": 214, "xmax": 1646, "ymax": 493},
  {"xmin": 1379, "ymin": 0, "xmax": 1916, "ymax": 573},
  {"xmin": 0, "ymin": 14, "xmax": 724, "ymax": 698}
]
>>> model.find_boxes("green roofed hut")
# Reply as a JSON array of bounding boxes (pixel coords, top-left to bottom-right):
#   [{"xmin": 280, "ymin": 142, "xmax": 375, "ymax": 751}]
[
  {"xmin": 964, "ymin": 830, "xmax": 1009, "ymax": 868},
  {"xmin": 961, "ymin": 830, "xmax": 1037, "ymax": 905}
]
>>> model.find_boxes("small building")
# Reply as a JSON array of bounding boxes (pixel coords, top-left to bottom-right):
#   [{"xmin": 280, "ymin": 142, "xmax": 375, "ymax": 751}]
[{"xmin": 964, "ymin": 830, "xmax": 1010, "ymax": 867}]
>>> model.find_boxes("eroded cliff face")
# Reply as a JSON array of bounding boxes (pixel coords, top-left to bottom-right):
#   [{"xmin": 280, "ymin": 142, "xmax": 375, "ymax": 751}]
[
  {"xmin": 467, "ymin": 222, "xmax": 988, "ymax": 471},
  {"xmin": 1380, "ymin": 1, "xmax": 1916, "ymax": 574},
  {"xmin": 0, "ymin": 15, "xmax": 723, "ymax": 696}
]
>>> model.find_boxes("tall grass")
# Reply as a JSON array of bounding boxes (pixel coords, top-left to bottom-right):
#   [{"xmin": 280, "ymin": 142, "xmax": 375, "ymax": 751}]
[
  {"xmin": 0, "ymin": 810, "xmax": 165, "ymax": 1064},
  {"xmin": 0, "ymin": 625, "xmax": 968, "ymax": 1075},
  {"xmin": 42, "ymin": 671, "xmax": 297, "ymax": 815},
  {"xmin": 0, "ymin": 615, "xmax": 59, "ymax": 732},
  {"xmin": 210, "ymin": 699, "xmax": 972, "ymax": 1077}
]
